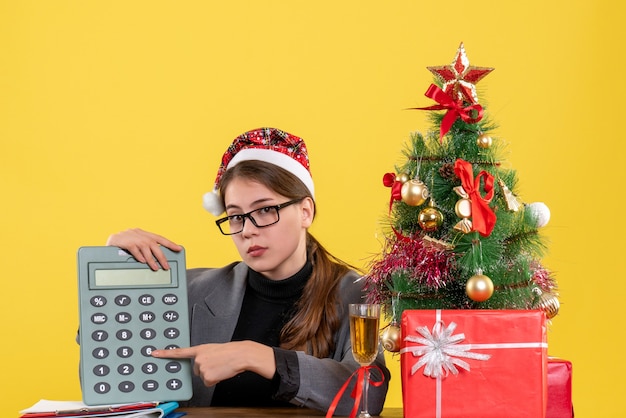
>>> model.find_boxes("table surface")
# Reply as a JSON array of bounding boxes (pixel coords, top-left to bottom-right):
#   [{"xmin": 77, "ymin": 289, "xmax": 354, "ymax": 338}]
[{"xmin": 178, "ymin": 407, "xmax": 403, "ymax": 417}]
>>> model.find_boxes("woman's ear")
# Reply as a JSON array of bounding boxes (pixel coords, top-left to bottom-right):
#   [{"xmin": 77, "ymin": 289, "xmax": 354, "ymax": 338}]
[{"xmin": 300, "ymin": 197, "xmax": 315, "ymax": 227}]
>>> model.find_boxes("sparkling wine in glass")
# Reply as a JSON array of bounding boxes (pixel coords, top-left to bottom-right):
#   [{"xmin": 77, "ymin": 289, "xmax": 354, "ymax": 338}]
[{"xmin": 349, "ymin": 303, "xmax": 381, "ymax": 418}]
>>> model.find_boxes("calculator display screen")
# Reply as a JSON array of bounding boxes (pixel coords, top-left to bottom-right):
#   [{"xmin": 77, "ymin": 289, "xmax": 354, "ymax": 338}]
[{"xmin": 94, "ymin": 268, "xmax": 172, "ymax": 287}]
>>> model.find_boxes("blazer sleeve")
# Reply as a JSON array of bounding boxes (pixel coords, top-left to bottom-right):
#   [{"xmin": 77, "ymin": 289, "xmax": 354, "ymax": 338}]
[{"xmin": 289, "ymin": 271, "xmax": 390, "ymax": 415}]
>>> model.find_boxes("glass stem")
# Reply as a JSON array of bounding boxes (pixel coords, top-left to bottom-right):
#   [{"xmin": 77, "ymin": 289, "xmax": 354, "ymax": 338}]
[{"xmin": 361, "ymin": 367, "xmax": 370, "ymax": 416}]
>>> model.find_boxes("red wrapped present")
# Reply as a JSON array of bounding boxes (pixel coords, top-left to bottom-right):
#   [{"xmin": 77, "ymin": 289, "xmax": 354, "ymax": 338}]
[
  {"xmin": 400, "ymin": 309, "xmax": 548, "ymax": 418},
  {"xmin": 547, "ymin": 357, "xmax": 573, "ymax": 418}
]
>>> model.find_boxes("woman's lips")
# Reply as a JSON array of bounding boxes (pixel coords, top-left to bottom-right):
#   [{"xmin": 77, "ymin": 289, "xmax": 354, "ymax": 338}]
[{"xmin": 247, "ymin": 245, "xmax": 267, "ymax": 257}]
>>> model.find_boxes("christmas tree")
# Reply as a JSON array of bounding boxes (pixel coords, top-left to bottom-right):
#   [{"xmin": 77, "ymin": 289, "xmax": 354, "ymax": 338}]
[{"xmin": 365, "ymin": 43, "xmax": 559, "ymax": 351}]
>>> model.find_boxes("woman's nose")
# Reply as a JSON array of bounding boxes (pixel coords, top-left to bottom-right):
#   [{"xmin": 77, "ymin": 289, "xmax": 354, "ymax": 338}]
[{"xmin": 240, "ymin": 217, "xmax": 259, "ymax": 237}]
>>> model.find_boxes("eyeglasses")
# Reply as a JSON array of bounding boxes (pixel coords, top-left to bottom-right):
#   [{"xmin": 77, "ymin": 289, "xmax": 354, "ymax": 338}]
[{"xmin": 215, "ymin": 198, "xmax": 304, "ymax": 235}]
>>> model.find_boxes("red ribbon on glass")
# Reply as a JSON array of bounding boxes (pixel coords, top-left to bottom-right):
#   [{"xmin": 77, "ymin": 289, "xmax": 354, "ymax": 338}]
[
  {"xmin": 454, "ymin": 159, "xmax": 496, "ymax": 237},
  {"xmin": 382, "ymin": 172, "xmax": 403, "ymax": 213},
  {"xmin": 411, "ymin": 84, "xmax": 484, "ymax": 141},
  {"xmin": 326, "ymin": 365, "xmax": 385, "ymax": 418}
]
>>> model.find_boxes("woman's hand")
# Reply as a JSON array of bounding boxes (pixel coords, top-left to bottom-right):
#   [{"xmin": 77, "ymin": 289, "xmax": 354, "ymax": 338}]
[
  {"xmin": 152, "ymin": 341, "xmax": 276, "ymax": 387},
  {"xmin": 106, "ymin": 228, "xmax": 183, "ymax": 270}
]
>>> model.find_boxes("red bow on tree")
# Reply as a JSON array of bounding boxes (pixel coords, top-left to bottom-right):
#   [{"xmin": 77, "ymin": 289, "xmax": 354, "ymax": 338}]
[
  {"xmin": 382, "ymin": 172, "xmax": 403, "ymax": 213},
  {"xmin": 411, "ymin": 84, "xmax": 484, "ymax": 141},
  {"xmin": 454, "ymin": 159, "xmax": 496, "ymax": 237}
]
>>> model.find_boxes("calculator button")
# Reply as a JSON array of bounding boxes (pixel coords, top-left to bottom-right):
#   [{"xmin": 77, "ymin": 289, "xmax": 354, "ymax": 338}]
[
  {"xmin": 140, "ymin": 328, "xmax": 157, "ymax": 340},
  {"xmin": 114, "ymin": 295, "xmax": 131, "ymax": 306},
  {"xmin": 93, "ymin": 365, "xmax": 110, "ymax": 376},
  {"xmin": 141, "ymin": 345, "xmax": 157, "ymax": 356},
  {"xmin": 143, "ymin": 380, "xmax": 159, "ymax": 391},
  {"xmin": 91, "ymin": 313, "xmax": 107, "ymax": 324},
  {"xmin": 94, "ymin": 382, "xmax": 111, "ymax": 394},
  {"xmin": 164, "ymin": 327, "xmax": 180, "ymax": 339},
  {"xmin": 139, "ymin": 295, "xmax": 155, "ymax": 306},
  {"xmin": 163, "ymin": 311, "xmax": 179, "ymax": 322},
  {"xmin": 139, "ymin": 311, "xmax": 156, "ymax": 323},
  {"xmin": 166, "ymin": 378, "xmax": 183, "ymax": 390},
  {"xmin": 165, "ymin": 361, "xmax": 182, "ymax": 373},
  {"xmin": 117, "ymin": 363, "xmax": 134, "ymax": 375},
  {"xmin": 92, "ymin": 347, "xmax": 109, "ymax": 359},
  {"xmin": 164, "ymin": 344, "xmax": 180, "ymax": 350},
  {"xmin": 90, "ymin": 296, "xmax": 107, "ymax": 307},
  {"xmin": 115, "ymin": 312, "xmax": 132, "ymax": 323},
  {"xmin": 116, "ymin": 329, "xmax": 133, "ymax": 341},
  {"xmin": 162, "ymin": 294, "xmax": 178, "ymax": 305},
  {"xmin": 91, "ymin": 330, "xmax": 108, "ymax": 342},
  {"xmin": 119, "ymin": 381, "xmax": 135, "ymax": 393},
  {"xmin": 117, "ymin": 346, "xmax": 134, "ymax": 358},
  {"xmin": 142, "ymin": 362, "xmax": 158, "ymax": 374}
]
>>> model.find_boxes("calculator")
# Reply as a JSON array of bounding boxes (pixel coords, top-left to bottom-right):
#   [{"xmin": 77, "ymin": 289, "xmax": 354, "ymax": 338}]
[{"xmin": 77, "ymin": 246, "xmax": 193, "ymax": 405}]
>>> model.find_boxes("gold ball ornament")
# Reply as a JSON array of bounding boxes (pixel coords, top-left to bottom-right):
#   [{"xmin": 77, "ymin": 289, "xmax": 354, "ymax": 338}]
[
  {"xmin": 536, "ymin": 291, "xmax": 560, "ymax": 319},
  {"xmin": 396, "ymin": 172, "xmax": 410, "ymax": 184},
  {"xmin": 418, "ymin": 206, "xmax": 444, "ymax": 232},
  {"xmin": 477, "ymin": 133, "xmax": 493, "ymax": 149},
  {"xmin": 381, "ymin": 322, "xmax": 402, "ymax": 352},
  {"xmin": 401, "ymin": 179, "xmax": 429, "ymax": 206},
  {"xmin": 466, "ymin": 273, "xmax": 494, "ymax": 302}
]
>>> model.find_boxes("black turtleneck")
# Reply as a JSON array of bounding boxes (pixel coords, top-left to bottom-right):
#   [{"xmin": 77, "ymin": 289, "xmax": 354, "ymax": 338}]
[{"xmin": 210, "ymin": 261, "xmax": 312, "ymax": 407}]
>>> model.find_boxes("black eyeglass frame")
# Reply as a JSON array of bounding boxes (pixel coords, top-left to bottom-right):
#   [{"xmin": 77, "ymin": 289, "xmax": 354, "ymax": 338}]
[{"xmin": 215, "ymin": 198, "xmax": 305, "ymax": 235}]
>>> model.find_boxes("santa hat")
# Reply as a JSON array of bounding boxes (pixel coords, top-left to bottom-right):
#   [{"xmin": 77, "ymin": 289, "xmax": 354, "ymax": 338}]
[{"xmin": 202, "ymin": 127, "xmax": 314, "ymax": 216}]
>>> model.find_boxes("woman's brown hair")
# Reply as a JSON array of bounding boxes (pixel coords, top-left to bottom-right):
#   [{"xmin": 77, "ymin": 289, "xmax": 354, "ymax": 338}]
[{"xmin": 218, "ymin": 160, "xmax": 355, "ymax": 358}]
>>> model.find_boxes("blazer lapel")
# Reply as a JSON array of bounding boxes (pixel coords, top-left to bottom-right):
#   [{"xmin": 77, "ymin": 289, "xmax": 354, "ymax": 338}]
[{"xmin": 189, "ymin": 262, "xmax": 248, "ymax": 346}]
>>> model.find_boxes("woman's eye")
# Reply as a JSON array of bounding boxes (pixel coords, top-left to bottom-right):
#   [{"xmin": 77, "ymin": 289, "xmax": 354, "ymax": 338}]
[{"xmin": 230, "ymin": 215, "xmax": 245, "ymax": 222}]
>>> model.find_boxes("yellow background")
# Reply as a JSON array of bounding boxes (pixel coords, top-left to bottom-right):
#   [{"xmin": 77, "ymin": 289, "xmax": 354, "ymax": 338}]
[{"xmin": 1, "ymin": 1, "xmax": 624, "ymax": 416}]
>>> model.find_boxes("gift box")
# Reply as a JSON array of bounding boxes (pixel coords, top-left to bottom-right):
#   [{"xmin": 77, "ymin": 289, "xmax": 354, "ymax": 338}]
[
  {"xmin": 546, "ymin": 357, "xmax": 573, "ymax": 418},
  {"xmin": 400, "ymin": 309, "xmax": 548, "ymax": 418}
]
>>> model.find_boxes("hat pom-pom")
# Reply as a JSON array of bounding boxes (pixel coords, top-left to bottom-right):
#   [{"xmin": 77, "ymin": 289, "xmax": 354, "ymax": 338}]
[{"xmin": 203, "ymin": 190, "xmax": 225, "ymax": 216}]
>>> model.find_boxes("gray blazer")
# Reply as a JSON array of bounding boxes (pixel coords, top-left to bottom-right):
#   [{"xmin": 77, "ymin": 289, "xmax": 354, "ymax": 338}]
[{"xmin": 184, "ymin": 261, "xmax": 390, "ymax": 415}]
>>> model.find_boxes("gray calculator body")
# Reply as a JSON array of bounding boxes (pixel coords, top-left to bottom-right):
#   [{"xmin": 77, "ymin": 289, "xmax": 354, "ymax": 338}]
[{"xmin": 77, "ymin": 246, "xmax": 193, "ymax": 405}]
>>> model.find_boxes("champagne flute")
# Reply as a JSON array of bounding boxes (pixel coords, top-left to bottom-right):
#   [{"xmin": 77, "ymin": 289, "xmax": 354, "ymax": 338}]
[{"xmin": 349, "ymin": 303, "xmax": 381, "ymax": 418}]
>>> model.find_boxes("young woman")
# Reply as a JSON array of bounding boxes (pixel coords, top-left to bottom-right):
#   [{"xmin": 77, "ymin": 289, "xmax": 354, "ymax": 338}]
[{"xmin": 106, "ymin": 128, "xmax": 390, "ymax": 415}]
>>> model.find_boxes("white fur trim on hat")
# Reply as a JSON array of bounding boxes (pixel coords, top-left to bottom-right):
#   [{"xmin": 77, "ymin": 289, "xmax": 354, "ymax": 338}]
[
  {"xmin": 228, "ymin": 148, "xmax": 315, "ymax": 199},
  {"xmin": 202, "ymin": 149, "xmax": 315, "ymax": 216}
]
